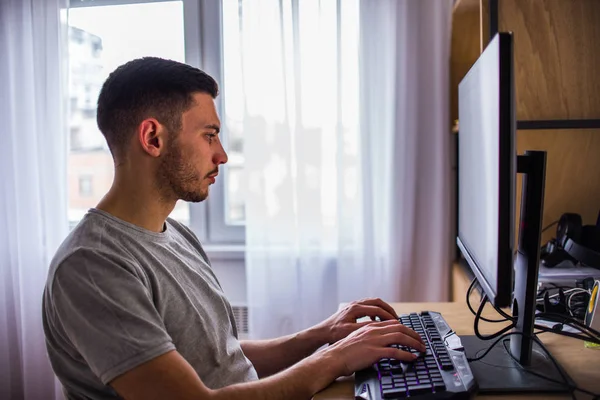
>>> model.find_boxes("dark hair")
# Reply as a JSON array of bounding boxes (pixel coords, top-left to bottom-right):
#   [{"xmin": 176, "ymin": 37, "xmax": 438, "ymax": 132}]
[{"xmin": 96, "ymin": 57, "xmax": 219, "ymax": 158}]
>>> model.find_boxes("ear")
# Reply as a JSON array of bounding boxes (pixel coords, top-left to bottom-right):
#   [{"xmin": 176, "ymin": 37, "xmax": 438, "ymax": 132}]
[{"xmin": 137, "ymin": 118, "xmax": 164, "ymax": 157}]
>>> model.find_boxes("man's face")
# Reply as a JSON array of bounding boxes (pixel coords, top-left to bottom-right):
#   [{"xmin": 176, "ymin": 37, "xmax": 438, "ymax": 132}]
[{"xmin": 158, "ymin": 92, "xmax": 227, "ymax": 202}]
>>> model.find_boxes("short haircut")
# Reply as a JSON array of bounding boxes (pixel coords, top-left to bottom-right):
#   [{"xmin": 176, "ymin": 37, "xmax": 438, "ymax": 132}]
[{"xmin": 96, "ymin": 57, "xmax": 219, "ymax": 158}]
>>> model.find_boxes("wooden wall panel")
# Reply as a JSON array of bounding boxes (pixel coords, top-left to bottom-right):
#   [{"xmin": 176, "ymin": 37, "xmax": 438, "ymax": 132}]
[
  {"xmin": 452, "ymin": 0, "xmax": 600, "ymax": 276},
  {"xmin": 480, "ymin": 0, "xmax": 489, "ymax": 52},
  {"xmin": 515, "ymin": 129, "xmax": 600, "ymax": 246},
  {"xmin": 499, "ymin": 0, "xmax": 600, "ymax": 120}
]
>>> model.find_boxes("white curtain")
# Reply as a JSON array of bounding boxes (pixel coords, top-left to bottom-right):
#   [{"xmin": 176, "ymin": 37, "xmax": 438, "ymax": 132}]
[
  {"xmin": 241, "ymin": 0, "xmax": 453, "ymax": 340},
  {"xmin": 0, "ymin": 0, "xmax": 69, "ymax": 399}
]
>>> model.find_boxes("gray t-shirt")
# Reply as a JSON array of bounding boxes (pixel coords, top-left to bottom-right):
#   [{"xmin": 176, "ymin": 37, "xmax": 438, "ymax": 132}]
[{"xmin": 43, "ymin": 208, "xmax": 258, "ymax": 399}]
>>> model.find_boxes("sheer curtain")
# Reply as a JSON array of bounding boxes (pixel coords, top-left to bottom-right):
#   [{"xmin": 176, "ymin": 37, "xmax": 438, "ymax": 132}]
[
  {"xmin": 240, "ymin": 0, "xmax": 452, "ymax": 340},
  {"xmin": 0, "ymin": 0, "xmax": 69, "ymax": 399}
]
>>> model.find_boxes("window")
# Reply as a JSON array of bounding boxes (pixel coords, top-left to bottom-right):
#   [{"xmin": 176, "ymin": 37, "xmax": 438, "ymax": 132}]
[
  {"xmin": 66, "ymin": 0, "xmax": 245, "ymax": 246},
  {"xmin": 79, "ymin": 175, "xmax": 93, "ymax": 197}
]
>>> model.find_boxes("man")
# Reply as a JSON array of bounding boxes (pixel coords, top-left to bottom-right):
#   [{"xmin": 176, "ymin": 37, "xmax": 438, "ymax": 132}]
[{"xmin": 43, "ymin": 57, "xmax": 425, "ymax": 400}]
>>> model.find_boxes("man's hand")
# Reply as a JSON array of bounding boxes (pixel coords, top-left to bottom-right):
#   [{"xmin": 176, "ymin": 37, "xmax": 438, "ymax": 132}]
[
  {"xmin": 315, "ymin": 297, "xmax": 403, "ymax": 344},
  {"xmin": 322, "ymin": 319, "xmax": 427, "ymax": 376}
]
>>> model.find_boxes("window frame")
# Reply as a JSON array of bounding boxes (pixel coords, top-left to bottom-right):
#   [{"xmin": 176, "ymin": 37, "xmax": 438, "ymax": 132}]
[
  {"xmin": 187, "ymin": 0, "xmax": 245, "ymax": 246},
  {"xmin": 67, "ymin": 0, "xmax": 246, "ymax": 253}
]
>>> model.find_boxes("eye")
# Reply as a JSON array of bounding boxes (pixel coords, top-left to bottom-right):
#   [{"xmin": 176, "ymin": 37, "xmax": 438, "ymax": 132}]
[{"xmin": 205, "ymin": 133, "xmax": 217, "ymax": 144}]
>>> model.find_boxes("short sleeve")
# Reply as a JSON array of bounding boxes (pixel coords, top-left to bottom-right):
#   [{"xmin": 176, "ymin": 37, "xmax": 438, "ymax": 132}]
[{"xmin": 50, "ymin": 249, "xmax": 176, "ymax": 384}]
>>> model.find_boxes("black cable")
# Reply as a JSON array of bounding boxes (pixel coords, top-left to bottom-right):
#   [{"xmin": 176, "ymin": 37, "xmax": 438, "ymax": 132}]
[
  {"xmin": 542, "ymin": 219, "xmax": 559, "ymax": 233},
  {"xmin": 532, "ymin": 324, "xmax": 600, "ymax": 344},
  {"xmin": 466, "ymin": 330, "xmax": 523, "ymax": 362},
  {"xmin": 467, "ymin": 279, "xmax": 600, "ymax": 343},
  {"xmin": 537, "ymin": 312, "xmax": 600, "ymax": 338},
  {"xmin": 466, "ymin": 329, "xmax": 600, "ymax": 399},
  {"xmin": 466, "ymin": 278, "xmax": 513, "ymax": 323},
  {"xmin": 536, "ymin": 285, "xmax": 576, "ymax": 299},
  {"xmin": 501, "ymin": 337, "xmax": 600, "ymax": 399},
  {"xmin": 501, "ymin": 338, "xmax": 577, "ymax": 400},
  {"xmin": 486, "ymin": 295, "xmax": 514, "ymax": 321},
  {"xmin": 535, "ymin": 313, "xmax": 600, "ymax": 344},
  {"xmin": 465, "ymin": 279, "xmax": 600, "ymax": 397},
  {"xmin": 474, "ymin": 293, "xmax": 515, "ymax": 340}
]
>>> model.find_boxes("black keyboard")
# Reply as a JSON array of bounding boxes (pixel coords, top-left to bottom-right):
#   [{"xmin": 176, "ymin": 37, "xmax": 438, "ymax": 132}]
[{"xmin": 354, "ymin": 311, "xmax": 477, "ymax": 400}]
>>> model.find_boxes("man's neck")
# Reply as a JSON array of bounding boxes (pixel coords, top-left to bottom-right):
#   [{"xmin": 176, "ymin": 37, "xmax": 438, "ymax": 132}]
[{"xmin": 96, "ymin": 173, "xmax": 176, "ymax": 233}]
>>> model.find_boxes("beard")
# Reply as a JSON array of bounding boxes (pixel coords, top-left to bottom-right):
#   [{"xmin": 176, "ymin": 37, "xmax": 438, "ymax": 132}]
[{"xmin": 157, "ymin": 136, "xmax": 208, "ymax": 203}]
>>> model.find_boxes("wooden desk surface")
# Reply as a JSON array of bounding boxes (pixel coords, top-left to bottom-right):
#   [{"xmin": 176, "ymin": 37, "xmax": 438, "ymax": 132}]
[{"xmin": 314, "ymin": 302, "xmax": 600, "ymax": 400}]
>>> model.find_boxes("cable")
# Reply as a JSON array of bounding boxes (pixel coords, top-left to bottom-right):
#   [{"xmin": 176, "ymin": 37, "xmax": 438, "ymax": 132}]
[
  {"xmin": 535, "ymin": 313, "xmax": 600, "ymax": 344},
  {"xmin": 542, "ymin": 219, "xmax": 559, "ymax": 233},
  {"xmin": 466, "ymin": 329, "xmax": 600, "ymax": 399},
  {"xmin": 486, "ymin": 295, "xmax": 514, "ymax": 321},
  {"xmin": 466, "ymin": 279, "xmax": 600, "ymax": 343},
  {"xmin": 537, "ymin": 312, "xmax": 600, "ymax": 339},
  {"xmin": 466, "ymin": 278, "xmax": 513, "ymax": 323},
  {"xmin": 473, "ymin": 293, "xmax": 515, "ymax": 340},
  {"xmin": 539, "ymin": 288, "xmax": 590, "ymax": 301},
  {"xmin": 466, "ymin": 330, "xmax": 521, "ymax": 362},
  {"xmin": 464, "ymin": 287, "xmax": 600, "ymax": 398},
  {"xmin": 501, "ymin": 336, "xmax": 600, "ymax": 399},
  {"xmin": 532, "ymin": 323, "xmax": 600, "ymax": 344},
  {"xmin": 537, "ymin": 288, "xmax": 591, "ymax": 321},
  {"xmin": 536, "ymin": 285, "xmax": 576, "ymax": 300},
  {"xmin": 536, "ymin": 287, "xmax": 591, "ymax": 319}
]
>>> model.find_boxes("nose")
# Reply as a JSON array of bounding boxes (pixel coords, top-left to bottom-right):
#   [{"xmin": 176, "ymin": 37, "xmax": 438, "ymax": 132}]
[{"xmin": 213, "ymin": 139, "xmax": 228, "ymax": 165}]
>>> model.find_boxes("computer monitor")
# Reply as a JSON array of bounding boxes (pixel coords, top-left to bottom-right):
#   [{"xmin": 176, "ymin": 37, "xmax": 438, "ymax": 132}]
[
  {"xmin": 457, "ymin": 32, "xmax": 573, "ymax": 394},
  {"xmin": 457, "ymin": 32, "xmax": 515, "ymax": 309}
]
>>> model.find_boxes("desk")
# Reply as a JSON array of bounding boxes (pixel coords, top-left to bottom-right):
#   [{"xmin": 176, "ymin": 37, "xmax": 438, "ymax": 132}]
[{"xmin": 314, "ymin": 302, "xmax": 600, "ymax": 400}]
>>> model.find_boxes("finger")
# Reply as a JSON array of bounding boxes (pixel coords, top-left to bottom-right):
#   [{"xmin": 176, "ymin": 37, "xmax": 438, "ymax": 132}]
[
  {"xmin": 354, "ymin": 298, "xmax": 399, "ymax": 319},
  {"xmin": 348, "ymin": 305, "xmax": 397, "ymax": 322},
  {"xmin": 358, "ymin": 319, "xmax": 399, "ymax": 330},
  {"xmin": 354, "ymin": 319, "xmax": 398, "ymax": 331},
  {"xmin": 379, "ymin": 332, "xmax": 427, "ymax": 352},
  {"xmin": 367, "ymin": 324, "xmax": 426, "ymax": 351},
  {"xmin": 371, "ymin": 321, "xmax": 425, "ymax": 344},
  {"xmin": 398, "ymin": 324, "xmax": 426, "ymax": 345}
]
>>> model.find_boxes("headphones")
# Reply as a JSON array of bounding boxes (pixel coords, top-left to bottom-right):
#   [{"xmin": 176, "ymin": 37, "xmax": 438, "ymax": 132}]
[{"xmin": 541, "ymin": 212, "xmax": 600, "ymax": 269}]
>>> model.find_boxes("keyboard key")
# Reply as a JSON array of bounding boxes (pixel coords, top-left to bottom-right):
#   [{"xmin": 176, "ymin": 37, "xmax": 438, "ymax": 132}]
[
  {"xmin": 433, "ymin": 381, "xmax": 447, "ymax": 391},
  {"xmin": 407, "ymin": 383, "xmax": 434, "ymax": 395},
  {"xmin": 382, "ymin": 387, "xmax": 408, "ymax": 398}
]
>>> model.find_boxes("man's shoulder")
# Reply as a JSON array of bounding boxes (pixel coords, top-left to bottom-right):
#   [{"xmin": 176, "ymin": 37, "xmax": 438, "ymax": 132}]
[
  {"xmin": 52, "ymin": 210, "xmax": 125, "ymax": 265},
  {"xmin": 47, "ymin": 211, "xmax": 143, "ymax": 293}
]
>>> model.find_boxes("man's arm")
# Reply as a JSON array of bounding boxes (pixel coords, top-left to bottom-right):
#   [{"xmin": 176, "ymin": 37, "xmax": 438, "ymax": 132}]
[
  {"xmin": 240, "ymin": 325, "xmax": 327, "ymax": 378},
  {"xmin": 241, "ymin": 297, "xmax": 404, "ymax": 377},
  {"xmin": 112, "ymin": 320, "xmax": 426, "ymax": 400}
]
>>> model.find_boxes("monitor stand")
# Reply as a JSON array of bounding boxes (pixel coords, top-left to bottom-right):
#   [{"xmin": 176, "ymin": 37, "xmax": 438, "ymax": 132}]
[
  {"xmin": 464, "ymin": 151, "xmax": 574, "ymax": 393},
  {"xmin": 461, "ymin": 335, "xmax": 573, "ymax": 392}
]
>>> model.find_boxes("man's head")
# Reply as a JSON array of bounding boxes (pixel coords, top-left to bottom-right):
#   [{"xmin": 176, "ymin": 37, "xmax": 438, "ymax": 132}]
[{"xmin": 97, "ymin": 57, "xmax": 227, "ymax": 202}]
